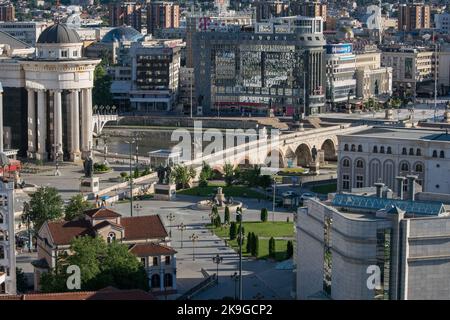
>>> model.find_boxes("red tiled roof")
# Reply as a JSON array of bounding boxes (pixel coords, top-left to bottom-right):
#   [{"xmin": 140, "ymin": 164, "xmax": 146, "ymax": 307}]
[
  {"xmin": 129, "ymin": 243, "xmax": 177, "ymax": 257},
  {"xmin": 121, "ymin": 215, "xmax": 168, "ymax": 241},
  {"xmin": 93, "ymin": 220, "xmax": 124, "ymax": 231},
  {"xmin": 0, "ymin": 288, "xmax": 155, "ymax": 300},
  {"xmin": 46, "ymin": 220, "xmax": 95, "ymax": 246},
  {"xmin": 84, "ymin": 208, "xmax": 122, "ymax": 219}
]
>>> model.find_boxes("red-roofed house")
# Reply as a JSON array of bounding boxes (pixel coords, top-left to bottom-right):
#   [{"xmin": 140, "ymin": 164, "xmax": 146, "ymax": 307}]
[{"xmin": 33, "ymin": 208, "xmax": 177, "ymax": 294}]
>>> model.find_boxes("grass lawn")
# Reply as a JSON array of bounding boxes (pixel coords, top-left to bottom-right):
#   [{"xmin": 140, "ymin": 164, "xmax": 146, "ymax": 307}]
[
  {"xmin": 210, "ymin": 221, "xmax": 294, "ymax": 261},
  {"xmin": 278, "ymin": 167, "xmax": 305, "ymax": 175},
  {"xmin": 311, "ymin": 183, "xmax": 337, "ymax": 194},
  {"xmin": 178, "ymin": 181, "xmax": 266, "ymax": 199}
]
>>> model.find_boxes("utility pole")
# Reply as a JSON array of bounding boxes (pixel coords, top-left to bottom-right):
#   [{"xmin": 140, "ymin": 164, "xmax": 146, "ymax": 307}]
[
  {"xmin": 272, "ymin": 177, "xmax": 276, "ymax": 223},
  {"xmin": 238, "ymin": 208, "xmax": 243, "ymax": 300},
  {"xmin": 434, "ymin": 31, "xmax": 439, "ymax": 122},
  {"xmin": 129, "ymin": 140, "xmax": 133, "ymax": 216},
  {"xmin": 190, "ymin": 71, "xmax": 193, "ymax": 119}
]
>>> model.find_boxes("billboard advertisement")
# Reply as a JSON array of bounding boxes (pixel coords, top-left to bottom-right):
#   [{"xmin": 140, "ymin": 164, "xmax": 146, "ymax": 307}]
[{"xmin": 325, "ymin": 44, "xmax": 353, "ymax": 54}]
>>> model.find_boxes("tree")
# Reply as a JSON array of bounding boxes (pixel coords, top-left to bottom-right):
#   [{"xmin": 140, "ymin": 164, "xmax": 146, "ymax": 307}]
[
  {"xmin": 260, "ymin": 208, "xmax": 268, "ymax": 222},
  {"xmin": 65, "ymin": 194, "xmax": 94, "ymax": 221},
  {"xmin": 224, "ymin": 206, "xmax": 230, "ymax": 224},
  {"xmin": 40, "ymin": 236, "xmax": 149, "ymax": 292},
  {"xmin": 286, "ymin": 241, "xmax": 294, "ymax": 259},
  {"xmin": 211, "ymin": 206, "xmax": 218, "ymax": 224},
  {"xmin": 229, "ymin": 222, "xmax": 237, "ymax": 240},
  {"xmin": 246, "ymin": 232, "xmax": 253, "ymax": 253},
  {"xmin": 223, "ymin": 163, "xmax": 234, "ymax": 186},
  {"xmin": 170, "ymin": 165, "xmax": 196, "ymax": 189},
  {"xmin": 269, "ymin": 237, "xmax": 276, "ymax": 258},
  {"xmin": 254, "ymin": 235, "xmax": 260, "ymax": 257},
  {"xmin": 200, "ymin": 162, "xmax": 213, "ymax": 185},
  {"xmin": 93, "ymin": 63, "xmax": 113, "ymax": 107},
  {"xmin": 214, "ymin": 213, "xmax": 222, "ymax": 228},
  {"xmin": 236, "ymin": 207, "xmax": 242, "ymax": 222},
  {"xmin": 16, "ymin": 268, "xmax": 28, "ymax": 293},
  {"xmin": 24, "ymin": 187, "xmax": 64, "ymax": 233}
]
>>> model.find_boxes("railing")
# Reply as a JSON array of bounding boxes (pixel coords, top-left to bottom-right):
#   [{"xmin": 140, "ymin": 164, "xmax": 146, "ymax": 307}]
[{"xmin": 176, "ymin": 269, "xmax": 217, "ymax": 300}]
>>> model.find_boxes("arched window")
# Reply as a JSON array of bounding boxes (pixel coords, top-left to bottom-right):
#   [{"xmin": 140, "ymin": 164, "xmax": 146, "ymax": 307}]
[
  {"xmin": 107, "ymin": 232, "xmax": 116, "ymax": 244},
  {"xmin": 380, "ymin": 146, "xmax": 385, "ymax": 153},
  {"xmin": 356, "ymin": 160, "xmax": 364, "ymax": 168},
  {"xmin": 440, "ymin": 150, "xmax": 445, "ymax": 158},
  {"xmin": 358, "ymin": 145, "xmax": 363, "ymax": 152},
  {"xmin": 344, "ymin": 144, "xmax": 349, "ymax": 151},
  {"xmin": 402, "ymin": 148, "xmax": 407, "ymax": 155},
  {"xmin": 351, "ymin": 144, "xmax": 356, "ymax": 152},
  {"xmin": 387, "ymin": 147, "xmax": 392, "ymax": 154},
  {"xmin": 401, "ymin": 162, "xmax": 409, "ymax": 172},
  {"xmin": 151, "ymin": 274, "xmax": 160, "ymax": 289},
  {"xmin": 416, "ymin": 148, "xmax": 421, "ymax": 156},
  {"xmin": 343, "ymin": 159, "xmax": 350, "ymax": 167},
  {"xmin": 415, "ymin": 164, "xmax": 423, "ymax": 172},
  {"xmin": 433, "ymin": 150, "xmax": 438, "ymax": 157},
  {"xmin": 0, "ymin": 245, "xmax": 4, "ymax": 259},
  {"xmin": 373, "ymin": 146, "xmax": 378, "ymax": 153},
  {"xmin": 409, "ymin": 148, "xmax": 414, "ymax": 156},
  {"xmin": 164, "ymin": 273, "xmax": 173, "ymax": 288}
]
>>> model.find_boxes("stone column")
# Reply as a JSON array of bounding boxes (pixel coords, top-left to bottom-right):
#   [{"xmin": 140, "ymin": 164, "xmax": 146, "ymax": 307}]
[
  {"xmin": 36, "ymin": 90, "xmax": 47, "ymax": 160},
  {"xmin": 70, "ymin": 90, "xmax": 81, "ymax": 162},
  {"xmin": 27, "ymin": 89, "xmax": 36, "ymax": 158},
  {"xmin": 81, "ymin": 88, "xmax": 93, "ymax": 159},
  {"xmin": 53, "ymin": 90, "xmax": 63, "ymax": 156},
  {"xmin": 0, "ymin": 88, "xmax": 3, "ymax": 152}
]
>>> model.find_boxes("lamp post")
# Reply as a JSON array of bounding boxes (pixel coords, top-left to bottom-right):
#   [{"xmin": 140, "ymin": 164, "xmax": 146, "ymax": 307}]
[
  {"xmin": 21, "ymin": 201, "xmax": 32, "ymax": 253},
  {"xmin": 212, "ymin": 253, "xmax": 223, "ymax": 285},
  {"xmin": 124, "ymin": 138, "xmax": 136, "ymax": 216},
  {"xmin": 102, "ymin": 134, "xmax": 109, "ymax": 165},
  {"xmin": 189, "ymin": 233, "xmax": 199, "ymax": 261},
  {"xmin": 272, "ymin": 176, "xmax": 276, "ymax": 223},
  {"xmin": 237, "ymin": 208, "xmax": 243, "ymax": 300},
  {"xmin": 178, "ymin": 223, "xmax": 186, "ymax": 248},
  {"xmin": 133, "ymin": 203, "xmax": 142, "ymax": 216},
  {"xmin": 52, "ymin": 143, "xmax": 61, "ymax": 176},
  {"xmin": 231, "ymin": 272, "xmax": 239, "ymax": 300},
  {"xmin": 166, "ymin": 212, "xmax": 175, "ymax": 237}
]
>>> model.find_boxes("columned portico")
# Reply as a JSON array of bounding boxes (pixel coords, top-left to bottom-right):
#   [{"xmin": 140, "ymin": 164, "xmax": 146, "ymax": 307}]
[
  {"xmin": 36, "ymin": 89, "xmax": 47, "ymax": 160},
  {"xmin": 70, "ymin": 90, "xmax": 81, "ymax": 162},
  {"xmin": 53, "ymin": 90, "xmax": 63, "ymax": 156},
  {"xmin": 81, "ymin": 88, "xmax": 93, "ymax": 158},
  {"xmin": 27, "ymin": 89, "xmax": 36, "ymax": 158}
]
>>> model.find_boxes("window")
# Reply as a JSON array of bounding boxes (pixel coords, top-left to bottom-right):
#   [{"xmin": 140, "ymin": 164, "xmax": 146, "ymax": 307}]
[
  {"xmin": 0, "ymin": 245, "xmax": 4, "ymax": 259},
  {"xmin": 151, "ymin": 274, "xmax": 160, "ymax": 288},
  {"xmin": 351, "ymin": 144, "xmax": 356, "ymax": 152},
  {"xmin": 373, "ymin": 146, "xmax": 378, "ymax": 153},
  {"xmin": 356, "ymin": 160, "xmax": 364, "ymax": 168},
  {"xmin": 344, "ymin": 144, "xmax": 349, "ymax": 151},
  {"xmin": 440, "ymin": 150, "xmax": 445, "ymax": 158},
  {"xmin": 61, "ymin": 50, "xmax": 68, "ymax": 58},
  {"xmin": 343, "ymin": 159, "xmax": 350, "ymax": 167},
  {"xmin": 107, "ymin": 232, "xmax": 116, "ymax": 243},
  {"xmin": 342, "ymin": 174, "xmax": 350, "ymax": 190},
  {"xmin": 140, "ymin": 257, "xmax": 146, "ymax": 266},
  {"xmin": 402, "ymin": 148, "xmax": 407, "ymax": 155},
  {"xmin": 356, "ymin": 175, "xmax": 364, "ymax": 188},
  {"xmin": 409, "ymin": 148, "xmax": 414, "ymax": 156},
  {"xmin": 358, "ymin": 145, "xmax": 363, "ymax": 152},
  {"xmin": 165, "ymin": 256, "xmax": 171, "ymax": 265},
  {"xmin": 387, "ymin": 147, "xmax": 392, "ymax": 154},
  {"xmin": 380, "ymin": 146, "xmax": 385, "ymax": 154},
  {"xmin": 433, "ymin": 150, "xmax": 438, "ymax": 157},
  {"xmin": 153, "ymin": 257, "xmax": 158, "ymax": 266},
  {"xmin": 400, "ymin": 163, "xmax": 409, "ymax": 171},
  {"xmin": 73, "ymin": 50, "xmax": 78, "ymax": 57},
  {"xmin": 415, "ymin": 164, "xmax": 423, "ymax": 172},
  {"xmin": 416, "ymin": 148, "xmax": 421, "ymax": 156}
]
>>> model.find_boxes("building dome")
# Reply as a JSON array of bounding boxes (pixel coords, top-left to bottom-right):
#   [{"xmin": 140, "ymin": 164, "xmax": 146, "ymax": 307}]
[
  {"xmin": 37, "ymin": 23, "xmax": 81, "ymax": 44},
  {"xmin": 102, "ymin": 26, "xmax": 143, "ymax": 43}
]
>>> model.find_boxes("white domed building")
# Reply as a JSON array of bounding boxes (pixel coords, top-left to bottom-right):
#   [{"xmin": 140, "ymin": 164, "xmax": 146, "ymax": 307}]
[{"xmin": 0, "ymin": 23, "xmax": 101, "ymax": 161}]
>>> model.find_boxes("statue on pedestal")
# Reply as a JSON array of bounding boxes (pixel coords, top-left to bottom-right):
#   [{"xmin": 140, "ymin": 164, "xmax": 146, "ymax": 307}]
[
  {"xmin": 311, "ymin": 145, "xmax": 318, "ymax": 163},
  {"xmin": 164, "ymin": 164, "xmax": 172, "ymax": 184},
  {"xmin": 157, "ymin": 165, "xmax": 166, "ymax": 184},
  {"xmin": 83, "ymin": 156, "xmax": 94, "ymax": 178}
]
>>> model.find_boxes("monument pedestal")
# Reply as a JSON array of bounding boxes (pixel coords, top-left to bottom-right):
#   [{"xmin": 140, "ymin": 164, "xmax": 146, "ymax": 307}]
[
  {"xmin": 385, "ymin": 108, "xmax": 394, "ymax": 120},
  {"xmin": 80, "ymin": 177, "xmax": 100, "ymax": 193},
  {"xmin": 309, "ymin": 161, "xmax": 320, "ymax": 175},
  {"xmin": 444, "ymin": 110, "xmax": 450, "ymax": 123},
  {"xmin": 154, "ymin": 183, "xmax": 176, "ymax": 200}
]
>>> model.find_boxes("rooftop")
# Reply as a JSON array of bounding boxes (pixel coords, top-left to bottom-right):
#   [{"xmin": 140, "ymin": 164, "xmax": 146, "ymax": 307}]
[
  {"xmin": 37, "ymin": 23, "xmax": 81, "ymax": 44},
  {"xmin": 347, "ymin": 127, "xmax": 450, "ymax": 142}
]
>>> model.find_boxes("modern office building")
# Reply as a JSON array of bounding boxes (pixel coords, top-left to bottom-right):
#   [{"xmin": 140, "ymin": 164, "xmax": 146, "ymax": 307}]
[
  {"xmin": 398, "ymin": 3, "xmax": 430, "ymax": 32},
  {"xmin": 337, "ymin": 127, "xmax": 450, "ymax": 195},
  {"xmin": 325, "ymin": 43, "xmax": 356, "ymax": 110},
  {"xmin": 193, "ymin": 16, "xmax": 327, "ymax": 116},
  {"xmin": 109, "ymin": 1, "xmax": 143, "ymax": 32},
  {"xmin": 0, "ymin": 182, "xmax": 15, "ymax": 295},
  {"xmin": 254, "ymin": 1, "xmax": 290, "ymax": 22},
  {"xmin": 297, "ymin": 192, "xmax": 450, "ymax": 300},
  {"xmin": 381, "ymin": 46, "xmax": 436, "ymax": 98},
  {"xmin": 0, "ymin": 4, "xmax": 14, "ymax": 22},
  {"xmin": 0, "ymin": 23, "xmax": 101, "ymax": 160},
  {"xmin": 355, "ymin": 45, "xmax": 392, "ymax": 100},
  {"xmin": 0, "ymin": 21, "xmax": 49, "ymax": 46},
  {"xmin": 146, "ymin": 2, "xmax": 180, "ymax": 36}
]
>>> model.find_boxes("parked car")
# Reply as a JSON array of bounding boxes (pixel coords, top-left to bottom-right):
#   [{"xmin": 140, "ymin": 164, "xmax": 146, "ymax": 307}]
[{"xmin": 300, "ymin": 192, "xmax": 316, "ymax": 201}]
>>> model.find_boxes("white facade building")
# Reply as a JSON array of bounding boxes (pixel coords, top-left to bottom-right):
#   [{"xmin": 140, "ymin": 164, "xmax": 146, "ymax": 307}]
[
  {"xmin": 0, "ymin": 182, "xmax": 15, "ymax": 295},
  {"xmin": 337, "ymin": 127, "xmax": 450, "ymax": 195},
  {"xmin": 435, "ymin": 13, "xmax": 450, "ymax": 34},
  {"xmin": 0, "ymin": 22, "xmax": 49, "ymax": 46}
]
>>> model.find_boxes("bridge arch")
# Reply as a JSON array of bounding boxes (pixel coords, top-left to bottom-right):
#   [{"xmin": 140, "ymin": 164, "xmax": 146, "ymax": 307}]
[
  {"xmin": 295, "ymin": 143, "xmax": 312, "ymax": 167},
  {"xmin": 264, "ymin": 149, "xmax": 286, "ymax": 169},
  {"xmin": 321, "ymin": 139, "xmax": 337, "ymax": 161}
]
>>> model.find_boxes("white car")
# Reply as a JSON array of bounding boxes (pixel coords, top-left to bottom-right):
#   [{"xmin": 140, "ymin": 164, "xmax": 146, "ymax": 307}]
[{"xmin": 300, "ymin": 192, "xmax": 316, "ymax": 201}]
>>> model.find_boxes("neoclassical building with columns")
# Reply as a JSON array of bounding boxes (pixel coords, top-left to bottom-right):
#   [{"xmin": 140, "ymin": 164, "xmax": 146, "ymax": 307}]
[{"xmin": 0, "ymin": 23, "xmax": 100, "ymax": 161}]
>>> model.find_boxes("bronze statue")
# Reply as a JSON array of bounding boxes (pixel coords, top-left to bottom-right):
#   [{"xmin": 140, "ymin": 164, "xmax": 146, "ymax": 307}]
[
  {"xmin": 83, "ymin": 156, "xmax": 94, "ymax": 178},
  {"xmin": 157, "ymin": 165, "xmax": 166, "ymax": 184},
  {"xmin": 165, "ymin": 164, "xmax": 172, "ymax": 184},
  {"xmin": 311, "ymin": 145, "xmax": 318, "ymax": 162}
]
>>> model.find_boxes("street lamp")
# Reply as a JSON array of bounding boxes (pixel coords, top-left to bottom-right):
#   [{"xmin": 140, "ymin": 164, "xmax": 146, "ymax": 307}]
[
  {"xmin": 212, "ymin": 253, "xmax": 223, "ymax": 285},
  {"xmin": 178, "ymin": 223, "xmax": 187, "ymax": 248},
  {"xmin": 189, "ymin": 233, "xmax": 199, "ymax": 261},
  {"xmin": 272, "ymin": 176, "xmax": 277, "ymax": 223},
  {"xmin": 52, "ymin": 143, "xmax": 61, "ymax": 176},
  {"xmin": 166, "ymin": 213, "xmax": 175, "ymax": 237},
  {"xmin": 102, "ymin": 134, "xmax": 109, "ymax": 165},
  {"xmin": 237, "ymin": 208, "xmax": 243, "ymax": 300},
  {"xmin": 133, "ymin": 203, "xmax": 142, "ymax": 216},
  {"xmin": 124, "ymin": 138, "xmax": 137, "ymax": 216},
  {"xmin": 21, "ymin": 201, "xmax": 32, "ymax": 253},
  {"xmin": 231, "ymin": 272, "xmax": 239, "ymax": 300}
]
